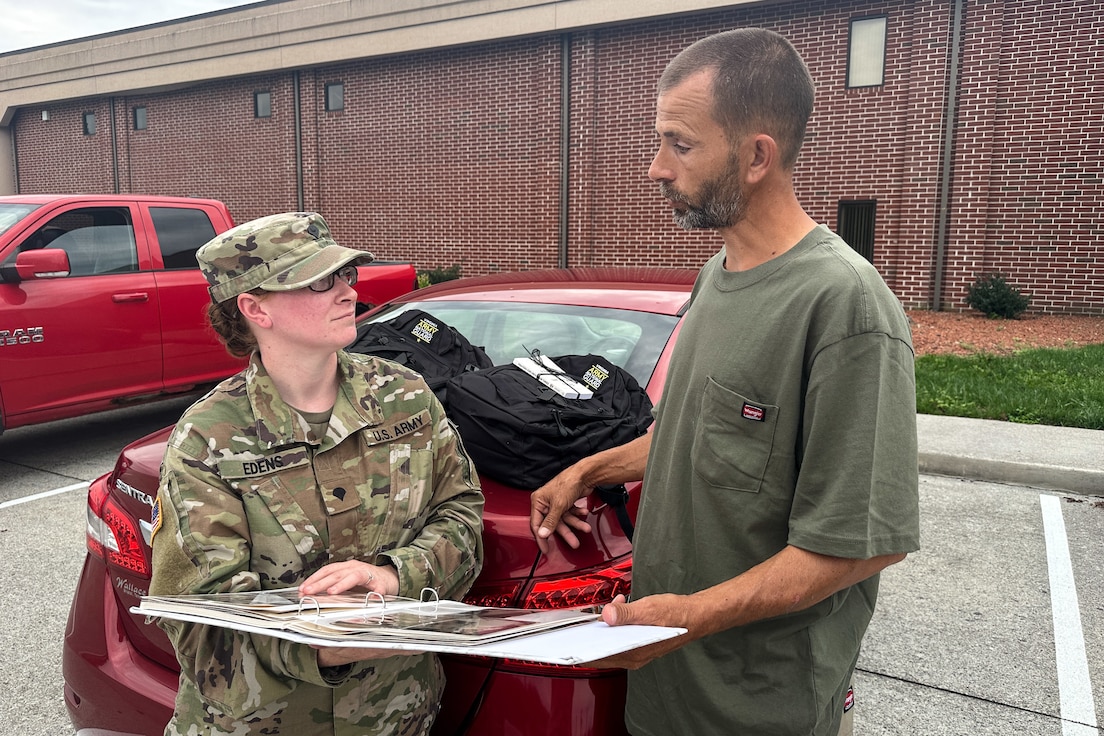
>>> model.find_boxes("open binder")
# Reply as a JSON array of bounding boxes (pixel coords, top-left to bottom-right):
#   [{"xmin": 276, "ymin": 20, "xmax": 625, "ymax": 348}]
[{"xmin": 134, "ymin": 588, "xmax": 686, "ymax": 666}]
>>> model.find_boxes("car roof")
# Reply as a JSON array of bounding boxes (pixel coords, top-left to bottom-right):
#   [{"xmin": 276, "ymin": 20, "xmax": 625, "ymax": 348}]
[{"xmin": 395, "ymin": 267, "xmax": 698, "ymax": 316}]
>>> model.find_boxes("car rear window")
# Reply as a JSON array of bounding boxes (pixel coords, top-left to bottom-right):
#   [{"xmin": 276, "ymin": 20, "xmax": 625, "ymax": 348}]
[{"xmin": 357, "ymin": 300, "xmax": 679, "ymax": 387}]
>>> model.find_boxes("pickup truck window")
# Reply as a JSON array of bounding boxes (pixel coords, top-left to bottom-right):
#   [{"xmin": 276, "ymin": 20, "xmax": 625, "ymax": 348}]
[
  {"xmin": 0, "ymin": 204, "xmax": 42, "ymax": 237},
  {"xmin": 150, "ymin": 206, "xmax": 218, "ymax": 269},
  {"xmin": 2, "ymin": 206, "xmax": 137, "ymax": 277}
]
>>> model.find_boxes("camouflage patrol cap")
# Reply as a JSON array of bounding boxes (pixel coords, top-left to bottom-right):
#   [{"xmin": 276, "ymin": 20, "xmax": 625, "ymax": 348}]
[{"xmin": 197, "ymin": 212, "xmax": 374, "ymax": 304}]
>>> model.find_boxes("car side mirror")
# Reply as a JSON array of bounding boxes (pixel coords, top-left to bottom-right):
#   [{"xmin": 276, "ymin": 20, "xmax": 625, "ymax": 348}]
[{"xmin": 14, "ymin": 248, "xmax": 71, "ymax": 280}]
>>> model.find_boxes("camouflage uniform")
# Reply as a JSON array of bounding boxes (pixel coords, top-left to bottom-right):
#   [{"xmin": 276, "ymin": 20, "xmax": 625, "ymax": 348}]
[{"xmin": 150, "ymin": 349, "xmax": 484, "ymax": 736}]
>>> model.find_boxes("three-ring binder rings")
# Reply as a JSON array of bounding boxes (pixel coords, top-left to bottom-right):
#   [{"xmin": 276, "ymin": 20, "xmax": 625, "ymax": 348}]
[{"xmin": 133, "ymin": 588, "xmax": 686, "ymax": 666}]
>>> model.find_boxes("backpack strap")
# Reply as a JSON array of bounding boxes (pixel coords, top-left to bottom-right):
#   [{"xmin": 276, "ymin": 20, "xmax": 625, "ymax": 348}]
[{"xmin": 593, "ymin": 483, "xmax": 634, "ymax": 542}]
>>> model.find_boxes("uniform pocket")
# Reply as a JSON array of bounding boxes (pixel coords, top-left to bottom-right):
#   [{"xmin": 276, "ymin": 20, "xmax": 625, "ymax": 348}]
[
  {"xmin": 358, "ymin": 443, "xmax": 435, "ymax": 554},
  {"xmin": 691, "ymin": 377, "xmax": 779, "ymax": 493},
  {"xmin": 241, "ymin": 475, "xmax": 319, "ymax": 586},
  {"xmin": 388, "ymin": 446, "xmax": 434, "ymax": 535}
]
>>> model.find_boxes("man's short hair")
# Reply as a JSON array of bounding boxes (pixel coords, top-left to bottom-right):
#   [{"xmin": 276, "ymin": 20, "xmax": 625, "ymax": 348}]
[{"xmin": 659, "ymin": 28, "xmax": 815, "ymax": 169}]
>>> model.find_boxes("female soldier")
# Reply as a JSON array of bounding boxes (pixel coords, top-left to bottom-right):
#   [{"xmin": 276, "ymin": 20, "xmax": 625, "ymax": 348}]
[{"xmin": 149, "ymin": 211, "xmax": 484, "ymax": 735}]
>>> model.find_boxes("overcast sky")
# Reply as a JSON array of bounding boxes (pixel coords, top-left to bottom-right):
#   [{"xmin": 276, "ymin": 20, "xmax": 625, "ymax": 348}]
[{"xmin": 0, "ymin": 0, "xmax": 259, "ymax": 54}]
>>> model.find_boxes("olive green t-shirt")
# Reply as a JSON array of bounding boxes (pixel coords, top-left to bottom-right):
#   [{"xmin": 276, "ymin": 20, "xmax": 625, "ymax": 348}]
[{"xmin": 626, "ymin": 226, "xmax": 920, "ymax": 736}]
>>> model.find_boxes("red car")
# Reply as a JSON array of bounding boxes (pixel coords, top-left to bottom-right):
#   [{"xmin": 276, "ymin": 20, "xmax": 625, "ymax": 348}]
[{"xmin": 62, "ymin": 267, "xmax": 695, "ymax": 735}]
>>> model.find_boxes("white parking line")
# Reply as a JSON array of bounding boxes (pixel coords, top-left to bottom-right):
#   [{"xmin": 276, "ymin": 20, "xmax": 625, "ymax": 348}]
[
  {"xmin": 1040, "ymin": 494, "xmax": 1100, "ymax": 736},
  {"xmin": 0, "ymin": 481, "xmax": 88, "ymax": 509}
]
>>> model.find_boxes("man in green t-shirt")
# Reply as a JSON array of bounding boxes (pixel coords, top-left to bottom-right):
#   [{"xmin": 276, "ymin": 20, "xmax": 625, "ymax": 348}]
[{"xmin": 530, "ymin": 28, "xmax": 920, "ymax": 736}]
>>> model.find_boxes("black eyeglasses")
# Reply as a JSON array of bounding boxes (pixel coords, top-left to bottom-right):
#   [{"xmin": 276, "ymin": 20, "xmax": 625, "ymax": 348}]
[{"xmin": 307, "ymin": 265, "xmax": 359, "ymax": 293}]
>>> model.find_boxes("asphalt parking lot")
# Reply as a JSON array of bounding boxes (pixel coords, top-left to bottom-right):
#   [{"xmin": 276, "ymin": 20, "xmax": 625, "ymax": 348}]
[
  {"xmin": 0, "ymin": 397, "xmax": 196, "ymax": 736},
  {"xmin": 1, "ymin": 399, "xmax": 1101, "ymax": 736}
]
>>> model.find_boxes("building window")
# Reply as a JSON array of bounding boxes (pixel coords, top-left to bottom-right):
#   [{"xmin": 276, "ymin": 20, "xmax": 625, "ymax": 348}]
[
  {"xmin": 325, "ymin": 82, "xmax": 344, "ymax": 112},
  {"xmin": 847, "ymin": 16, "xmax": 887, "ymax": 88},
  {"xmin": 82, "ymin": 112, "xmax": 96, "ymax": 135},
  {"xmin": 133, "ymin": 106, "xmax": 147, "ymax": 130},
  {"xmin": 254, "ymin": 90, "xmax": 272, "ymax": 118},
  {"xmin": 837, "ymin": 200, "xmax": 877, "ymax": 263}
]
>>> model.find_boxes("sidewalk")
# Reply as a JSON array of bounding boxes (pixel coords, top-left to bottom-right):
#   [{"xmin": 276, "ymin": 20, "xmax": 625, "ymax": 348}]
[{"xmin": 917, "ymin": 414, "xmax": 1104, "ymax": 495}]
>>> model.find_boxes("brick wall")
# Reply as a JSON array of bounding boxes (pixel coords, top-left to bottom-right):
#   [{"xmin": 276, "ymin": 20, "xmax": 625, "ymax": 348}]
[
  {"xmin": 16, "ymin": 100, "xmax": 115, "ymax": 192},
  {"xmin": 945, "ymin": 0, "xmax": 1104, "ymax": 314},
  {"xmin": 307, "ymin": 38, "xmax": 564, "ymax": 274},
  {"xmin": 11, "ymin": 0, "xmax": 1103, "ymax": 314}
]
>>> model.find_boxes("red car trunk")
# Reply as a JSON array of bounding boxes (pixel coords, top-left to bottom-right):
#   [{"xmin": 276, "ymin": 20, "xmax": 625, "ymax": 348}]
[{"xmin": 72, "ymin": 431, "xmax": 639, "ymax": 734}]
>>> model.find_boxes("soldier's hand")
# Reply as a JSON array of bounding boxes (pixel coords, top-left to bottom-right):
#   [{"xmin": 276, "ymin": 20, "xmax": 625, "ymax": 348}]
[
  {"xmin": 300, "ymin": 560, "xmax": 399, "ymax": 597},
  {"xmin": 315, "ymin": 645, "xmax": 424, "ymax": 667}
]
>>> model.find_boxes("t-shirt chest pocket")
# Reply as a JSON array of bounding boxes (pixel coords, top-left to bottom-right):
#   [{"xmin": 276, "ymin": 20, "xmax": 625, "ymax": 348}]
[{"xmin": 692, "ymin": 377, "xmax": 779, "ymax": 493}]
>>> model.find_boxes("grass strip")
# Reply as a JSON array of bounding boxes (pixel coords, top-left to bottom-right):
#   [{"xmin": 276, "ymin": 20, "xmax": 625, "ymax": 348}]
[{"xmin": 914, "ymin": 343, "xmax": 1104, "ymax": 430}]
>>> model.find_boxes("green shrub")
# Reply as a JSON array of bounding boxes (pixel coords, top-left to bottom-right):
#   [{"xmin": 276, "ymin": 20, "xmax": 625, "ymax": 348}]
[
  {"xmin": 965, "ymin": 273, "xmax": 1030, "ymax": 319},
  {"xmin": 416, "ymin": 264, "xmax": 462, "ymax": 288}
]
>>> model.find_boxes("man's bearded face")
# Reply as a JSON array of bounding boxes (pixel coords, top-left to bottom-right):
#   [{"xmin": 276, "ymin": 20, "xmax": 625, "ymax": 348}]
[{"xmin": 658, "ymin": 158, "xmax": 747, "ymax": 231}]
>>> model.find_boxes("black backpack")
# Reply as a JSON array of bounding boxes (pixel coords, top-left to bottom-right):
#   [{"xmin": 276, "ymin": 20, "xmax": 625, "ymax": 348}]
[
  {"xmin": 349, "ymin": 309, "xmax": 494, "ymax": 402},
  {"xmin": 443, "ymin": 354, "xmax": 654, "ymax": 492}
]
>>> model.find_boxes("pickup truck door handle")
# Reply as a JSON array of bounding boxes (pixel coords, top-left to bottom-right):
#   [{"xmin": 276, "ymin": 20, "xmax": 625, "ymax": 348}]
[{"xmin": 112, "ymin": 292, "xmax": 151, "ymax": 303}]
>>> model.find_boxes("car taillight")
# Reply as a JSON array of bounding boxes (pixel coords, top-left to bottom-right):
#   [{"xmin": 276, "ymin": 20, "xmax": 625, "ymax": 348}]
[
  {"xmin": 463, "ymin": 558, "xmax": 633, "ymax": 676},
  {"xmin": 86, "ymin": 477, "xmax": 150, "ymax": 576},
  {"xmin": 521, "ymin": 559, "xmax": 632, "ymax": 610},
  {"xmin": 462, "ymin": 581, "xmax": 524, "ymax": 608}
]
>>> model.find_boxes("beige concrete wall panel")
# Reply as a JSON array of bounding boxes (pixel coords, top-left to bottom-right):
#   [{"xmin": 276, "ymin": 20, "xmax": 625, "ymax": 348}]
[
  {"xmin": 0, "ymin": 127, "xmax": 13, "ymax": 195},
  {"xmin": 0, "ymin": 0, "xmax": 749, "ymax": 124}
]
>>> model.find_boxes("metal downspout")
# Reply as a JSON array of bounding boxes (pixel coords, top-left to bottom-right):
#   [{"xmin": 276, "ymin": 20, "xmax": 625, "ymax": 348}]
[
  {"xmin": 294, "ymin": 71, "xmax": 304, "ymax": 210},
  {"xmin": 11, "ymin": 125, "xmax": 19, "ymax": 194},
  {"xmin": 110, "ymin": 97, "xmax": 120, "ymax": 193},
  {"xmin": 558, "ymin": 33, "xmax": 571, "ymax": 268},
  {"xmin": 933, "ymin": 0, "xmax": 965, "ymax": 311}
]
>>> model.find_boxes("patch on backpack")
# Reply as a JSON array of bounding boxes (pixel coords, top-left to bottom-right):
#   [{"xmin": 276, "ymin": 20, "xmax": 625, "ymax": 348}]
[
  {"xmin": 410, "ymin": 317, "xmax": 440, "ymax": 344},
  {"xmin": 581, "ymin": 361, "xmax": 612, "ymax": 391}
]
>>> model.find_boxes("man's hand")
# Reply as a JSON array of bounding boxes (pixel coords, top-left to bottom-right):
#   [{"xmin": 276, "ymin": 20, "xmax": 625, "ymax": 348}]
[
  {"xmin": 584, "ymin": 593, "xmax": 695, "ymax": 670},
  {"xmin": 587, "ymin": 546, "xmax": 910, "ymax": 670},
  {"xmin": 530, "ymin": 434, "xmax": 652, "ymax": 553},
  {"xmin": 530, "ymin": 470, "xmax": 592, "ymax": 553}
]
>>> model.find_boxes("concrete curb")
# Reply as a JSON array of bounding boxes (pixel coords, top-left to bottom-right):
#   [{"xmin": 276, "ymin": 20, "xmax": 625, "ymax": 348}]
[{"xmin": 919, "ymin": 452, "xmax": 1104, "ymax": 495}]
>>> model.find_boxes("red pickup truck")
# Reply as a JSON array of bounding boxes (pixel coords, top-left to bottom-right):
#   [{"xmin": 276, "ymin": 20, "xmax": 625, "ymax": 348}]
[{"xmin": 0, "ymin": 194, "xmax": 416, "ymax": 434}]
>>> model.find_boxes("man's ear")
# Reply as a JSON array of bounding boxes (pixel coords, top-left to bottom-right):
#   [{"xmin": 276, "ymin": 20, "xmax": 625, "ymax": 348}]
[
  {"xmin": 744, "ymin": 133, "xmax": 778, "ymax": 185},
  {"xmin": 237, "ymin": 292, "xmax": 272, "ymax": 329}
]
